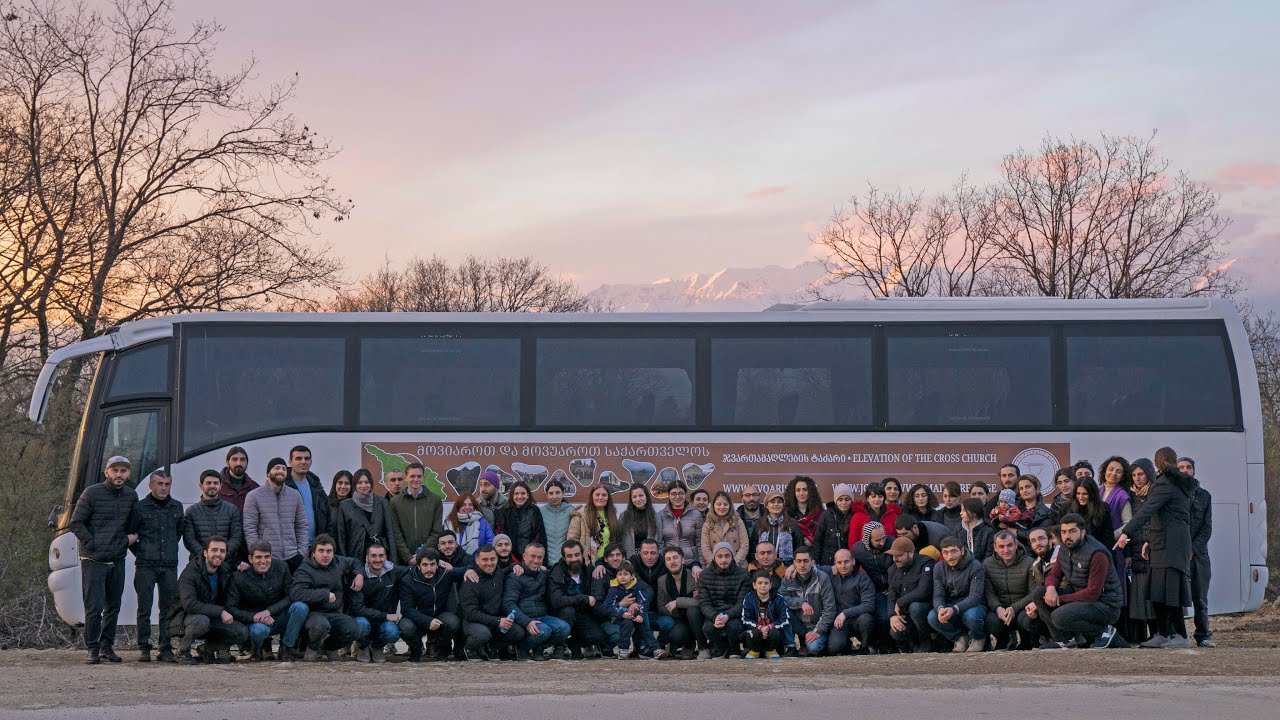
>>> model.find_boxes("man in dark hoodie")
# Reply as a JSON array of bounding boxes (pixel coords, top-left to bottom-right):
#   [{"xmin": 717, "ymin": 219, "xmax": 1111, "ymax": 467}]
[
  {"xmin": 167, "ymin": 535, "xmax": 249, "ymax": 664},
  {"xmin": 129, "ymin": 468, "xmax": 183, "ymax": 662},
  {"xmin": 285, "ymin": 445, "xmax": 330, "ymax": 543},
  {"xmin": 1180, "ymin": 456, "xmax": 1215, "ymax": 647},
  {"xmin": 219, "ymin": 446, "xmax": 259, "ymax": 512},
  {"xmin": 227, "ymin": 540, "xmax": 302, "ymax": 661},
  {"xmin": 697, "ymin": 542, "xmax": 750, "ymax": 658},
  {"xmin": 71, "ymin": 455, "xmax": 138, "ymax": 664},
  {"xmin": 460, "ymin": 545, "xmax": 525, "ymax": 659},
  {"xmin": 548, "ymin": 540, "xmax": 607, "ymax": 659},
  {"xmin": 827, "ymin": 548, "xmax": 877, "ymax": 655},
  {"xmin": 813, "ymin": 484, "xmax": 855, "ymax": 566},
  {"xmin": 290, "ymin": 533, "xmax": 362, "ymax": 661},
  {"xmin": 183, "ymin": 470, "xmax": 245, "ymax": 569},
  {"xmin": 928, "ymin": 536, "xmax": 987, "ymax": 653},
  {"xmin": 886, "ymin": 537, "xmax": 935, "ymax": 653},
  {"xmin": 983, "ymin": 530, "xmax": 1037, "ymax": 650}
]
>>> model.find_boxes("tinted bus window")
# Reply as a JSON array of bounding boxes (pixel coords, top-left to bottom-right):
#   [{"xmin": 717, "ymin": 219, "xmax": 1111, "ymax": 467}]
[
  {"xmin": 537, "ymin": 338, "xmax": 695, "ymax": 426},
  {"xmin": 182, "ymin": 332, "xmax": 345, "ymax": 453},
  {"xmin": 711, "ymin": 337, "xmax": 872, "ymax": 426},
  {"xmin": 887, "ymin": 329, "xmax": 1052, "ymax": 427},
  {"xmin": 106, "ymin": 342, "xmax": 169, "ymax": 400},
  {"xmin": 1066, "ymin": 327, "xmax": 1238, "ymax": 427},
  {"xmin": 360, "ymin": 337, "xmax": 520, "ymax": 426}
]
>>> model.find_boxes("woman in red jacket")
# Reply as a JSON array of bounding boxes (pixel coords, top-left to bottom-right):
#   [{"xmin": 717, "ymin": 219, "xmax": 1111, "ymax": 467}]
[{"xmin": 848, "ymin": 482, "xmax": 900, "ymax": 550}]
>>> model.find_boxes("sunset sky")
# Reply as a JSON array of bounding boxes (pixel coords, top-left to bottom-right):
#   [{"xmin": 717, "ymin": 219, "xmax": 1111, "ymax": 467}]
[{"xmin": 175, "ymin": 1, "xmax": 1280, "ymax": 306}]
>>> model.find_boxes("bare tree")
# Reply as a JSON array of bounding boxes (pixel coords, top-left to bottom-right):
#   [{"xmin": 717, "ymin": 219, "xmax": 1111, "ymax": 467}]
[
  {"xmin": 333, "ymin": 255, "xmax": 596, "ymax": 313},
  {"xmin": 812, "ymin": 133, "xmax": 1236, "ymax": 301}
]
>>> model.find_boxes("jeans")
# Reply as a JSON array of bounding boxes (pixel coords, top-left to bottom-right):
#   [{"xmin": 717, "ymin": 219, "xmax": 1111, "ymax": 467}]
[
  {"xmin": 281, "ymin": 601, "xmax": 310, "ymax": 648},
  {"xmin": 81, "ymin": 559, "xmax": 127, "ymax": 651},
  {"xmin": 652, "ymin": 614, "xmax": 676, "ymax": 645},
  {"xmin": 928, "ymin": 606, "xmax": 986, "ymax": 642},
  {"xmin": 519, "ymin": 615, "xmax": 571, "ymax": 651},
  {"xmin": 1191, "ymin": 553, "xmax": 1212, "ymax": 641},
  {"xmin": 353, "ymin": 617, "xmax": 401, "ymax": 648},
  {"xmin": 888, "ymin": 601, "xmax": 933, "ymax": 650},
  {"xmin": 984, "ymin": 608, "xmax": 1037, "ymax": 649},
  {"xmin": 133, "ymin": 565, "xmax": 176, "ymax": 650},
  {"xmin": 614, "ymin": 614, "xmax": 658, "ymax": 652},
  {"xmin": 788, "ymin": 609, "xmax": 828, "ymax": 654},
  {"xmin": 247, "ymin": 621, "xmax": 283, "ymax": 650}
]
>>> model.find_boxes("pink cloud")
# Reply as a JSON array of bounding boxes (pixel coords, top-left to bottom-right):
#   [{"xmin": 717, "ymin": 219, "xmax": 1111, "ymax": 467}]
[
  {"xmin": 746, "ymin": 185, "xmax": 789, "ymax": 199},
  {"xmin": 1212, "ymin": 162, "xmax": 1280, "ymax": 193}
]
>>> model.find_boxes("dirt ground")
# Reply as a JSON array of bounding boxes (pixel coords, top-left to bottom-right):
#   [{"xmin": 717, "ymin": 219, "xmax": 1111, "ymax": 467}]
[{"xmin": 2, "ymin": 610, "xmax": 1279, "ymax": 711}]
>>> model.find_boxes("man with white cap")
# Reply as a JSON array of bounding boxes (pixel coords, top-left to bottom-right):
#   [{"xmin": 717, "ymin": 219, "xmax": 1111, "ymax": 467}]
[
  {"xmin": 71, "ymin": 455, "xmax": 139, "ymax": 664},
  {"xmin": 813, "ymin": 483, "xmax": 855, "ymax": 566}
]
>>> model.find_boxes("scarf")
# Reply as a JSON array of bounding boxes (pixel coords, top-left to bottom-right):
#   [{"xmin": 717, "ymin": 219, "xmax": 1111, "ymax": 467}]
[
  {"xmin": 765, "ymin": 515, "xmax": 794, "ymax": 561},
  {"xmin": 796, "ymin": 505, "xmax": 823, "ymax": 544},
  {"xmin": 594, "ymin": 509, "xmax": 610, "ymax": 558},
  {"xmin": 455, "ymin": 511, "xmax": 483, "ymax": 555},
  {"xmin": 1132, "ymin": 482, "xmax": 1150, "ymax": 498},
  {"xmin": 353, "ymin": 490, "xmax": 374, "ymax": 513}
]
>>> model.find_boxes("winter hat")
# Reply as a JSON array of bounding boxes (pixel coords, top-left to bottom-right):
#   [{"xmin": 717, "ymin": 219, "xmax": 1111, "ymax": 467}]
[
  {"xmin": 862, "ymin": 521, "xmax": 884, "ymax": 546},
  {"xmin": 833, "ymin": 483, "xmax": 855, "ymax": 501},
  {"xmin": 889, "ymin": 536, "xmax": 915, "ymax": 557},
  {"xmin": 479, "ymin": 470, "xmax": 500, "ymax": 484},
  {"xmin": 712, "ymin": 541, "xmax": 735, "ymax": 558},
  {"xmin": 998, "ymin": 489, "xmax": 1017, "ymax": 505},
  {"xmin": 493, "ymin": 533, "xmax": 512, "ymax": 546},
  {"xmin": 1178, "ymin": 456, "xmax": 1196, "ymax": 471},
  {"xmin": 266, "ymin": 457, "xmax": 287, "ymax": 474}
]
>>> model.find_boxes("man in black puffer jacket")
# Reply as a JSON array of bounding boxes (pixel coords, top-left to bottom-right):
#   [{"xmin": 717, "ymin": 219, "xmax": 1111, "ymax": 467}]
[
  {"xmin": 227, "ymin": 540, "xmax": 300, "ymax": 660},
  {"xmin": 460, "ymin": 545, "xmax": 525, "ymax": 658},
  {"xmin": 167, "ymin": 535, "xmax": 249, "ymax": 664},
  {"xmin": 350, "ymin": 541, "xmax": 408, "ymax": 663},
  {"xmin": 70, "ymin": 456, "xmax": 139, "ymax": 664},
  {"xmin": 886, "ymin": 537, "xmax": 935, "ymax": 652},
  {"xmin": 290, "ymin": 534, "xmax": 361, "ymax": 661},
  {"xmin": 183, "ymin": 470, "xmax": 244, "ymax": 564},
  {"xmin": 697, "ymin": 542, "xmax": 750, "ymax": 658},
  {"xmin": 128, "ymin": 468, "xmax": 183, "ymax": 662}
]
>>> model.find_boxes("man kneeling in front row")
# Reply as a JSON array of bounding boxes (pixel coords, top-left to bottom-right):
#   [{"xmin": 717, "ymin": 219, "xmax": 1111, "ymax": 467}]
[
  {"xmin": 1032, "ymin": 513, "xmax": 1123, "ymax": 649},
  {"xmin": 167, "ymin": 535, "xmax": 249, "ymax": 664}
]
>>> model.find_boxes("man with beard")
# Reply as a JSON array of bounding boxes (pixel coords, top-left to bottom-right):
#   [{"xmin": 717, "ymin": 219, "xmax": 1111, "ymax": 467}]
[
  {"xmin": 460, "ymin": 545, "xmax": 525, "ymax": 659},
  {"xmin": 780, "ymin": 545, "xmax": 836, "ymax": 656},
  {"xmin": 1038, "ymin": 513, "xmax": 1123, "ymax": 649},
  {"xmin": 350, "ymin": 542, "xmax": 406, "ymax": 663},
  {"xmin": 436, "ymin": 531, "xmax": 481, "ymax": 583},
  {"xmin": 390, "ymin": 463, "xmax": 443, "ymax": 561},
  {"xmin": 984, "ymin": 464, "xmax": 1020, "ymax": 517},
  {"xmin": 851, "ymin": 522, "xmax": 892, "ymax": 641},
  {"xmin": 928, "ymin": 536, "xmax": 987, "ymax": 653},
  {"xmin": 697, "ymin": 543, "xmax": 750, "ymax": 658},
  {"xmin": 894, "ymin": 515, "xmax": 949, "ymax": 560},
  {"xmin": 1180, "ymin": 457, "xmax": 1215, "ymax": 647},
  {"xmin": 285, "ymin": 445, "xmax": 330, "ymax": 543},
  {"xmin": 983, "ymin": 530, "xmax": 1037, "ymax": 650},
  {"xmin": 655, "ymin": 546, "xmax": 703, "ymax": 658},
  {"xmin": 244, "ymin": 458, "xmax": 309, "ymax": 572},
  {"xmin": 399, "ymin": 548, "xmax": 463, "ymax": 662},
  {"xmin": 827, "ymin": 548, "xmax": 878, "ymax": 655},
  {"xmin": 168, "ymin": 535, "xmax": 249, "ymax": 664},
  {"xmin": 290, "ymin": 534, "xmax": 362, "ymax": 661},
  {"xmin": 886, "ymin": 537, "xmax": 934, "ymax": 652},
  {"xmin": 219, "ymin": 446, "xmax": 258, "ymax": 512},
  {"xmin": 1022, "ymin": 526, "xmax": 1055, "ymax": 645},
  {"xmin": 476, "ymin": 470, "xmax": 507, "ymax": 526},
  {"xmin": 183, "ymin": 470, "xmax": 245, "ymax": 570},
  {"xmin": 227, "ymin": 540, "xmax": 304, "ymax": 661},
  {"xmin": 548, "ymin": 540, "xmax": 607, "ymax": 659},
  {"xmin": 748, "ymin": 542, "xmax": 787, "ymax": 593},
  {"xmin": 129, "ymin": 468, "xmax": 183, "ymax": 663},
  {"xmin": 736, "ymin": 486, "xmax": 764, "ymax": 534},
  {"xmin": 813, "ymin": 484, "xmax": 854, "ymax": 566}
]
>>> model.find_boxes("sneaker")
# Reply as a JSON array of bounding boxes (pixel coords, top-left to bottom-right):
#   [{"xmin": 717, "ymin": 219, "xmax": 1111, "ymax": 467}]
[
  {"xmin": 1197, "ymin": 638, "xmax": 1217, "ymax": 648},
  {"xmin": 1163, "ymin": 636, "xmax": 1191, "ymax": 649},
  {"xmin": 637, "ymin": 648, "xmax": 656, "ymax": 660},
  {"xmin": 600, "ymin": 647, "xmax": 616, "ymax": 659},
  {"xmin": 1140, "ymin": 633, "xmax": 1170, "ymax": 649},
  {"xmin": 1090, "ymin": 626, "xmax": 1117, "ymax": 649},
  {"xmin": 745, "ymin": 650, "xmax": 762, "ymax": 659},
  {"xmin": 965, "ymin": 637, "xmax": 985, "ymax": 653},
  {"xmin": 654, "ymin": 647, "xmax": 670, "ymax": 659},
  {"xmin": 86, "ymin": 649, "xmax": 101, "ymax": 665},
  {"xmin": 303, "ymin": 648, "xmax": 322, "ymax": 662},
  {"xmin": 769, "ymin": 651, "xmax": 782, "ymax": 659},
  {"xmin": 156, "ymin": 649, "xmax": 176, "ymax": 663},
  {"xmin": 356, "ymin": 647, "xmax": 371, "ymax": 663},
  {"xmin": 551, "ymin": 643, "xmax": 567, "ymax": 660},
  {"xmin": 782, "ymin": 646, "xmax": 798, "ymax": 658},
  {"xmin": 177, "ymin": 652, "xmax": 202, "ymax": 665},
  {"xmin": 680, "ymin": 648, "xmax": 696, "ymax": 660},
  {"xmin": 951, "ymin": 636, "xmax": 970, "ymax": 653},
  {"xmin": 696, "ymin": 648, "xmax": 712, "ymax": 660},
  {"xmin": 101, "ymin": 647, "xmax": 122, "ymax": 663},
  {"xmin": 138, "ymin": 647, "xmax": 152, "ymax": 663},
  {"xmin": 370, "ymin": 646, "xmax": 386, "ymax": 663},
  {"xmin": 1039, "ymin": 640, "xmax": 1070, "ymax": 650},
  {"xmin": 570, "ymin": 646, "xmax": 586, "ymax": 660},
  {"xmin": 614, "ymin": 646, "xmax": 630, "ymax": 659}
]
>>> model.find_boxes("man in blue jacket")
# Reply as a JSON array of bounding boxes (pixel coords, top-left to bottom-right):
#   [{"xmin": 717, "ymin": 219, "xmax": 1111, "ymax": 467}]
[{"xmin": 502, "ymin": 542, "xmax": 570, "ymax": 660}]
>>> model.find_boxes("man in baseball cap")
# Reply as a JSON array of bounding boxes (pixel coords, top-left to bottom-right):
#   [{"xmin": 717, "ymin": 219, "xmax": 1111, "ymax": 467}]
[{"xmin": 70, "ymin": 454, "xmax": 139, "ymax": 663}]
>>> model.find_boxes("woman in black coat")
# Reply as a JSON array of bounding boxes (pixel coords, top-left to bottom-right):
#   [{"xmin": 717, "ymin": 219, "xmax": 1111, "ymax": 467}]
[
  {"xmin": 1116, "ymin": 447, "xmax": 1196, "ymax": 649},
  {"xmin": 493, "ymin": 480, "xmax": 547, "ymax": 558},
  {"xmin": 336, "ymin": 469, "xmax": 399, "ymax": 565}
]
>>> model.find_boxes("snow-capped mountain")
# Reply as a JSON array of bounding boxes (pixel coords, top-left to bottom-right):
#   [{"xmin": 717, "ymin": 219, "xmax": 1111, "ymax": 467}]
[{"xmin": 585, "ymin": 260, "xmax": 843, "ymax": 312}]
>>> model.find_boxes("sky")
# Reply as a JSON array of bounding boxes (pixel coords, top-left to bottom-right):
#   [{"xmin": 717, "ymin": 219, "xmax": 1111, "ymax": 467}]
[{"xmin": 169, "ymin": 0, "xmax": 1280, "ymax": 307}]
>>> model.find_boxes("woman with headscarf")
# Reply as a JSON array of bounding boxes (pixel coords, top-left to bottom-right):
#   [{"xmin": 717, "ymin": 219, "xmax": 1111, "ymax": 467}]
[
  {"xmin": 618, "ymin": 484, "xmax": 664, "ymax": 557},
  {"xmin": 336, "ymin": 468, "xmax": 399, "ymax": 564},
  {"xmin": 494, "ymin": 480, "xmax": 546, "ymax": 558},
  {"xmin": 447, "ymin": 492, "xmax": 495, "ymax": 557},
  {"xmin": 783, "ymin": 475, "xmax": 825, "ymax": 546},
  {"xmin": 849, "ymin": 482, "xmax": 900, "ymax": 549},
  {"xmin": 1116, "ymin": 448, "xmax": 1197, "ymax": 649}
]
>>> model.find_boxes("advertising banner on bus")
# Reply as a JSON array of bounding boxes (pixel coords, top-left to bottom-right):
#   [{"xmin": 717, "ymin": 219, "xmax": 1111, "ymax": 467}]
[{"xmin": 360, "ymin": 441, "xmax": 1070, "ymax": 501}]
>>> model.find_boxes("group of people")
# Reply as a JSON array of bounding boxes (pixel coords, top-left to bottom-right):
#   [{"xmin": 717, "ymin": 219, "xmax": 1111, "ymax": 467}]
[{"xmin": 69, "ymin": 443, "xmax": 1214, "ymax": 665}]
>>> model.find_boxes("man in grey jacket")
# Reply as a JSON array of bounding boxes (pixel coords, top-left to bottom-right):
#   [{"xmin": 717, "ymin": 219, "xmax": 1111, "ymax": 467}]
[
  {"xmin": 779, "ymin": 545, "xmax": 837, "ymax": 656},
  {"xmin": 244, "ymin": 458, "xmax": 309, "ymax": 572}
]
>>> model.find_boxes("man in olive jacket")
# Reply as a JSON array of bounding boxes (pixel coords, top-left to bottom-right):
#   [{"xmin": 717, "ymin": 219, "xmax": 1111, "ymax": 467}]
[
  {"xmin": 983, "ymin": 530, "xmax": 1037, "ymax": 650},
  {"xmin": 70, "ymin": 455, "xmax": 139, "ymax": 664},
  {"xmin": 390, "ymin": 463, "xmax": 444, "ymax": 561}
]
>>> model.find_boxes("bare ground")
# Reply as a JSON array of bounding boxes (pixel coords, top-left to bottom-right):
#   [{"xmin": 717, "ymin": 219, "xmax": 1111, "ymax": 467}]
[{"xmin": 2, "ymin": 610, "xmax": 1278, "ymax": 711}]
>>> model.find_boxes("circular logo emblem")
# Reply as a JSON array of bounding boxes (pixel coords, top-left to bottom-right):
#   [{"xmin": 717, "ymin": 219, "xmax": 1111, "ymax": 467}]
[{"xmin": 1010, "ymin": 447, "xmax": 1060, "ymax": 485}]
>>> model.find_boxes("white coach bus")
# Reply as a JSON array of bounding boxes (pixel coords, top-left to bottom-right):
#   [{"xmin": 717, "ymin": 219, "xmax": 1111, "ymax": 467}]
[{"xmin": 29, "ymin": 298, "xmax": 1267, "ymax": 626}]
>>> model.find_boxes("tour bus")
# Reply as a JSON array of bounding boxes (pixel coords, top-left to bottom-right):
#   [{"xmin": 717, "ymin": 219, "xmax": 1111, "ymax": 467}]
[{"xmin": 30, "ymin": 298, "xmax": 1267, "ymax": 626}]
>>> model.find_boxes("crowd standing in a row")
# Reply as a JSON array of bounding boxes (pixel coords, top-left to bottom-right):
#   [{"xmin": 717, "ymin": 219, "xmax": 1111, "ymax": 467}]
[{"xmin": 70, "ymin": 445, "xmax": 1213, "ymax": 664}]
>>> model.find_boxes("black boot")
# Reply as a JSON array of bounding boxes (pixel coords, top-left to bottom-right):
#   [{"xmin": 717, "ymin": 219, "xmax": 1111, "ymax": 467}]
[
  {"xmin": 138, "ymin": 645, "xmax": 152, "ymax": 663},
  {"xmin": 86, "ymin": 648, "xmax": 101, "ymax": 665}
]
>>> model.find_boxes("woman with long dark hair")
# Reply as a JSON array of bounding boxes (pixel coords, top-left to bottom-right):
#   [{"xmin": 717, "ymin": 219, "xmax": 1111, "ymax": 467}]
[
  {"xmin": 336, "ymin": 468, "xmax": 398, "ymax": 563},
  {"xmin": 849, "ymin": 482, "xmax": 900, "ymax": 548},
  {"xmin": 903, "ymin": 483, "xmax": 938, "ymax": 523},
  {"xmin": 881, "ymin": 477, "xmax": 903, "ymax": 508},
  {"xmin": 494, "ymin": 480, "xmax": 547, "ymax": 558},
  {"xmin": 570, "ymin": 485, "xmax": 620, "ymax": 560},
  {"xmin": 1123, "ymin": 458, "xmax": 1158, "ymax": 643},
  {"xmin": 1100, "ymin": 456, "xmax": 1134, "ymax": 534},
  {"xmin": 1072, "ymin": 477, "xmax": 1115, "ymax": 546},
  {"xmin": 618, "ymin": 484, "xmax": 664, "ymax": 557},
  {"xmin": 751, "ymin": 491, "xmax": 802, "ymax": 563},
  {"xmin": 328, "ymin": 470, "xmax": 353, "ymax": 530},
  {"xmin": 1009, "ymin": 474, "xmax": 1052, "ymax": 539},
  {"xmin": 1116, "ymin": 448, "xmax": 1197, "ymax": 649},
  {"xmin": 784, "ymin": 475, "xmax": 825, "ymax": 545}
]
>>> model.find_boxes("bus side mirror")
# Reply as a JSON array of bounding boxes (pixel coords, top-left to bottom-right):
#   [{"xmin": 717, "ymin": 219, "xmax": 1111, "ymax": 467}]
[{"xmin": 48, "ymin": 504, "xmax": 62, "ymax": 529}]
